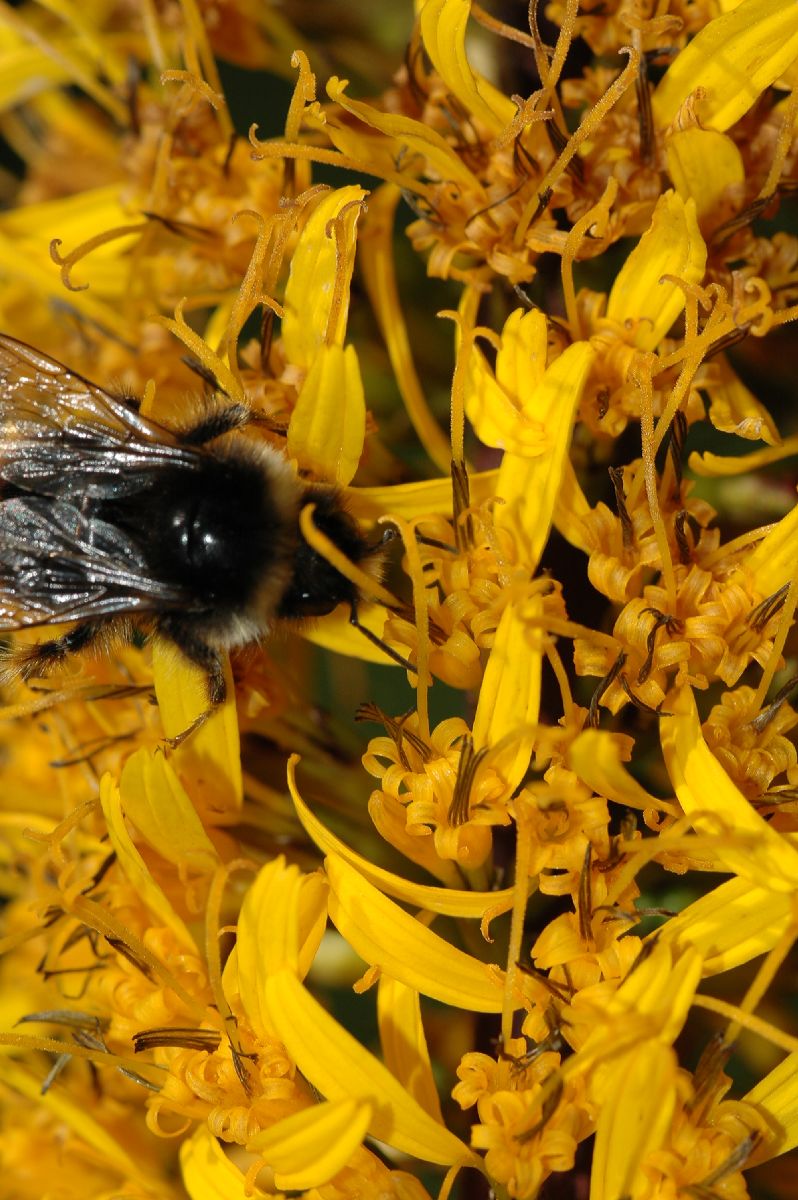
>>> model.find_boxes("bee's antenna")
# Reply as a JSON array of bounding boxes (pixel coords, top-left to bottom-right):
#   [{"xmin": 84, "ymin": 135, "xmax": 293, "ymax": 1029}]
[{"xmin": 348, "ymin": 600, "xmax": 417, "ymax": 674}]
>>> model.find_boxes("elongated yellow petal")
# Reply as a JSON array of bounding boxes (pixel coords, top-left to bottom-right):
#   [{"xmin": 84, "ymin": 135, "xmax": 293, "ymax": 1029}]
[
  {"xmin": 605, "ymin": 191, "xmax": 706, "ymax": 351},
  {"xmin": 181, "ymin": 1124, "xmax": 269, "ymax": 1200},
  {"xmin": 378, "ymin": 977, "xmax": 444, "ymax": 1122},
  {"xmin": 288, "ymin": 756, "xmax": 514, "ymax": 917},
  {"xmin": 660, "ymin": 876, "xmax": 794, "ymax": 974},
  {"xmin": 495, "ymin": 341, "xmax": 595, "ymax": 568},
  {"xmin": 465, "ymin": 310, "xmax": 549, "ymax": 453},
  {"xmin": 472, "ymin": 595, "xmax": 542, "ymax": 794},
  {"xmin": 98, "ymin": 773, "xmax": 195, "ymax": 950},
  {"xmin": 653, "ymin": 0, "xmax": 798, "ymax": 131},
  {"xmin": 236, "ymin": 857, "xmax": 328, "ymax": 1036},
  {"xmin": 351, "ymin": 469, "xmax": 499, "ymax": 522},
  {"xmin": 282, "ymin": 185, "xmax": 366, "ymax": 365},
  {"xmin": 569, "ymin": 729, "xmax": 678, "ymax": 815},
  {"xmin": 745, "ymin": 1051, "xmax": 798, "ymax": 1159},
  {"xmin": 745, "ymin": 500, "xmax": 798, "ymax": 596},
  {"xmin": 689, "ymin": 436, "xmax": 798, "ymax": 476},
  {"xmin": 590, "ymin": 1043, "xmax": 677, "ymax": 1200},
  {"xmin": 665, "ymin": 127, "xmax": 744, "ymax": 224},
  {"xmin": 660, "ymin": 688, "xmax": 798, "ymax": 890},
  {"xmin": 326, "ymin": 77, "xmax": 483, "ymax": 192},
  {"xmin": 152, "ymin": 641, "xmax": 242, "ymax": 815},
  {"xmin": 707, "ymin": 355, "xmax": 780, "ymax": 443},
  {"xmin": 419, "ymin": 0, "xmax": 517, "ymax": 131},
  {"xmin": 325, "ymin": 852, "xmax": 506, "ymax": 1012},
  {"xmin": 287, "ymin": 342, "xmax": 365, "ymax": 484},
  {"xmin": 263, "ymin": 968, "xmax": 474, "ymax": 1166},
  {"xmin": 248, "ymin": 1098, "xmax": 373, "ymax": 1190},
  {"xmin": 119, "ymin": 747, "xmax": 218, "ymax": 873}
]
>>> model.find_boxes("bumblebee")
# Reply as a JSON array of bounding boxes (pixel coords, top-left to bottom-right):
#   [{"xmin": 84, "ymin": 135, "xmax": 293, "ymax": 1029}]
[{"xmin": 0, "ymin": 335, "xmax": 396, "ymax": 733}]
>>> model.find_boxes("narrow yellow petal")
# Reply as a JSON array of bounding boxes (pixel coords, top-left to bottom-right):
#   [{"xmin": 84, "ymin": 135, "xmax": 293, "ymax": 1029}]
[
  {"xmin": 605, "ymin": 191, "xmax": 706, "ymax": 351},
  {"xmin": 263, "ymin": 968, "xmax": 474, "ymax": 1166},
  {"xmin": 378, "ymin": 977, "xmax": 444, "ymax": 1122},
  {"xmin": 248, "ymin": 1098, "xmax": 373, "ymax": 1191},
  {"xmin": 287, "ymin": 342, "xmax": 366, "ymax": 485},
  {"xmin": 152, "ymin": 641, "xmax": 242, "ymax": 815},
  {"xmin": 745, "ymin": 500, "xmax": 798, "ymax": 596},
  {"xmin": 653, "ymin": 0, "xmax": 798, "ymax": 131},
  {"xmin": 569, "ymin": 729, "xmax": 679, "ymax": 815},
  {"xmin": 745, "ymin": 1051, "xmax": 798, "ymax": 1159},
  {"xmin": 707, "ymin": 355, "xmax": 780, "ymax": 443},
  {"xmin": 181, "ymin": 1124, "xmax": 269, "ymax": 1200},
  {"xmin": 288, "ymin": 755, "xmax": 515, "ymax": 917},
  {"xmin": 236, "ymin": 857, "xmax": 328, "ymax": 1036},
  {"xmin": 665, "ymin": 127, "xmax": 745, "ymax": 223},
  {"xmin": 590, "ymin": 1043, "xmax": 677, "ymax": 1200},
  {"xmin": 326, "ymin": 77, "xmax": 484, "ymax": 192},
  {"xmin": 660, "ymin": 688, "xmax": 798, "ymax": 890},
  {"xmin": 351, "ymin": 469, "xmax": 499, "ymax": 522},
  {"xmin": 325, "ymin": 852, "xmax": 506, "ymax": 1012},
  {"xmin": 495, "ymin": 341, "xmax": 595, "ymax": 568},
  {"xmin": 689, "ymin": 436, "xmax": 798, "ymax": 476},
  {"xmin": 472, "ymin": 596, "xmax": 542, "ymax": 794},
  {"xmin": 661, "ymin": 876, "xmax": 794, "ymax": 975},
  {"xmin": 119, "ymin": 747, "xmax": 218, "ymax": 873},
  {"xmin": 465, "ymin": 310, "xmax": 549, "ymax": 453},
  {"xmin": 98, "ymin": 773, "xmax": 195, "ymax": 950},
  {"xmin": 419, "ymin": 0, "xmax": 517, "ymax": 131},
  {"xmin": 282, "ymin": 184, "xmax": 366, "ymax": 365}
]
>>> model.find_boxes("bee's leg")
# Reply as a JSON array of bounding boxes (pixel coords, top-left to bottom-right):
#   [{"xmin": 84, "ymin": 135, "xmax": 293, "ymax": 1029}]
[
  {"xmin": 0, "ymin": 620, "xmax": 111, "ymax": 684},
  {"xmin": 156, "ymin": 619, "xmax": 227, "ymax": 747},
  {"xmin": 348, "ymin": 600, "xmax": 418, "ymax": 674}
]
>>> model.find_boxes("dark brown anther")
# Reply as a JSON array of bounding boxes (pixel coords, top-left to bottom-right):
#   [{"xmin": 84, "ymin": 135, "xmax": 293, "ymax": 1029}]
[
  {"xmin": 710, "ymin": 195, "xmax": 775, "ymax": 247},
  {"xmin": 589, "ymin": 649, "xmax": 627, "ymax": 728},
  {"xmin": 674, "ymin": 510, "xmax": 692, "ymax": 564},
  {"xmin": 355, "ymin": 702, "xmax": 430, "ymax": 769},
  {"xmin": 635, "ymin": 51, "xmax": 655, "ymax": 165},
  {"xmin": 449, "ymin": 734, "xmax": 488, "ymax": 826},
  {"xmin": 546, "ymin": 120, "xmax": 584, "ymax": 181},
  {"xmin": 451, "ymin": 458, "xmax": 474, "ymax": 552},
  {"xmin": 516, "ymin": 1075, "xmax": 564, "ymax": 1144},
  {"xmin": 748, "ymin": 582, "xmax": 789, "ymax": 632},
  {"xmin": 667, "ymin": 410, "xmax": 688, "ymax": 495},
  {"xmin": 608, "ymin": 466, "xmax": 634, "ymax": 548},
  {"xmin": 133, "ymin": 1027, "xmax": 223, "ymax": 1053},
  {"xmin": 747, "ymin": 672, "xmax": 798, "ymax": 733},
  {"xmin": 637, "ymin": 608, "xmax": 683, "ymax": 684},
  {"xmin": 577, "ymin": 843, "xmax": 593, "ymax": 944}
]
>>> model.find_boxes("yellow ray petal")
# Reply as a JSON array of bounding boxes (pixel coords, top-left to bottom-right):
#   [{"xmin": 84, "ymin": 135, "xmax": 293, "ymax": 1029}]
[
  {"xmin": 689, "ymin": 435, "xmax": 798, "ymax": 476},
  {"xmin": 465, "ymin": 309, "xmax": 549, "ymax": 453},
  {"xmin": 248, "ymin": 1098, "xmax": 373, "ymax": 1191},
  {"xmin": 605, "ymin": 191, "xmax": 706, "ymax": 351},
  {"xmin": 495, "ymin": 340, "xmax": 595, "ymax": 568},
  {"xmin": 181, "ymin": 1124, "xmax": 270, "ymax": 1200},
  {"xmin": 419, "ymin": 0, "xmax": 517, "ymax": 131},
  {"xmin": 472, "ymin": 595, "xmax": 542, "ymax": 794},
  {"xmin": 653, "ymin": 0, "xmax": 798, "ymax": 132},
  {"xmin": 282, "ymin": 184, "xmax": 366, "ymax": 365},
  {"xmin": 236, "ymin": 857, "xmax": 328, "ymax": 1036},
  {"xmin": 660, "ymin": 688, "xmax": 798, "ymax": 890},
  {"xmin": 98, "ymin": 773, "xmax": 195, "ymax": 950},
  {"xmin": 590, "ymin": 1043, "xmax": 677, "ymax": 1200},
  {"xmin": 660, "ymin": 875, "xmax": 794, "ymax": 975},
  {"xmin": 665, "ymin": 127, "xmax": 745, "ymax": 223},
  {"xmin": 264, "ymin": 969, "xmax": 474, "ymax": 1166},
  {"xmin": 569, "ymin": 729, "xmax": 679, "ymax": 816},
  {"xmin": 706, "ymin": 355, "xmax": 780, "ymax": 443},
  {"xmin": 378, "ymin": 977, "xmax": 444, "ymax": 1122},
  {"xmin": 152, "ymin": 641, "xmax": 242, "ymax": 815},
  {"xmin": 326, "ymin": 77, "xmax": 484, "ymax": 192},
  {"xmin": 744, "ymin": 499, "xmax": 798, "ymax": 596},
  {"xmin": 119, "ymin": 747, "xmax": 218, "ymax": 874},
  {"xmin": 351, "ymin": 469, "xmax": 499, "ymax": 522},
  {"xmin": 287, "ymin": 342, "xmax": 366, "ymax": 485},
  {"xmin": 325, "ymin": 852, "xmax": 506, "ymax": 1012},
  {"xmin": 745, "ymin": 1051, "xmax": 798, "ymax": 1160},
  {"xmin": 288, "ymin": 756, "xmax": 514, "ymax": 916}
]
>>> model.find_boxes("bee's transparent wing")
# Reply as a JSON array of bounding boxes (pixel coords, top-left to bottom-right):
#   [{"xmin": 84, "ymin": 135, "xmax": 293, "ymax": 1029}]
[
  {"xmin": 0, "ymin": 334, "xmax": 195, "ymax": 498},
  {"xmin": 0, "ymin": 496, "xmax": 187, "ymax": 628}
]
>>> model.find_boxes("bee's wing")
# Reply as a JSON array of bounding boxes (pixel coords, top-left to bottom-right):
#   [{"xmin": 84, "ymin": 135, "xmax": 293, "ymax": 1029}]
[
  {"xmin": 0, "ymin": 495, "xmax": 188, "ymax": 629},
  {"xmin": 0, "ymin": 334, "xmax": 194, "ymax": 496}
]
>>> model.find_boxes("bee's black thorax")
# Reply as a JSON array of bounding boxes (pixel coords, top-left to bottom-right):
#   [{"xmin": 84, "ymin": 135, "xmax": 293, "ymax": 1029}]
[
  {"xmin": 99, "ymin": 450, "xmax": 294, "ymax": 615},
  {"xmin": 276, "ymin": 485, "xmax": 368, "ymax": 619}
]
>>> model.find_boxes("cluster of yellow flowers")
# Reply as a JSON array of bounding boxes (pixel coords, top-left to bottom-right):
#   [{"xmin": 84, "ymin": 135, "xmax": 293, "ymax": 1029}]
[{"xmin": 1, "ymin": 1, "xmax": 798, "ymax": 1197}]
